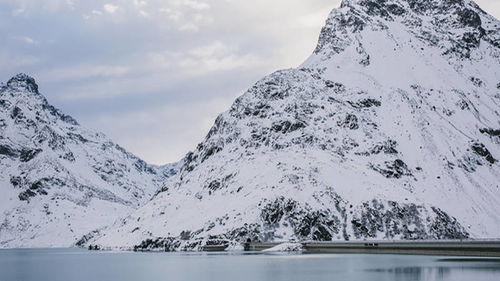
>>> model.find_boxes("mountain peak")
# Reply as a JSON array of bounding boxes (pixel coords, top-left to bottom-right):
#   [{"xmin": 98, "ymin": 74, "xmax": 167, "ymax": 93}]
[
  {"xmin": 338, "ymin": 0, "xmax": 481, "ymax": 19},
  {"xmin": 0, "ymin": 73, "xmax": 181, "ymax": 248},
  {"xmin": 6, "ymin": 73, "xmax": 40, "ymax": 94},
  {"xmin": 312, "ymin": 0, "xmax": 493, "ymax": 63},
  {"xmin": 341, "ymin": 0, "xmax": 468, "ymax": 8}
]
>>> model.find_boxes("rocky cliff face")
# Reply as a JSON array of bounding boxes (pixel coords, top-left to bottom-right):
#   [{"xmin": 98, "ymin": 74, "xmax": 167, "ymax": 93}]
[
  {"xmin": 0, "ymin": 74, "xmax": 180, "ymax": 248},
  {"xmin": 90, "ymin": 0, "xmax": 499, "ymax": 250}
]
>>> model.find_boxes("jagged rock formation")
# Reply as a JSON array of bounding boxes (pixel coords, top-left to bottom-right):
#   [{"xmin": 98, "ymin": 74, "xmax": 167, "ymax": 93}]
[
  {"xmin": 90, "ymin": 0, "xmax": 500, "ymax": 250},
  {"xmin": 0, "ymin": 74, "xmax": 181, "ymax": 248}
]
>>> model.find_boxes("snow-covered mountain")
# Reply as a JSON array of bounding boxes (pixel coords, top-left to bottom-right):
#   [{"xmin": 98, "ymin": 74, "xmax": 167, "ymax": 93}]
[
  {"xmin": 0, "ymin": 74, "xmax": 181, "ymax": 248},
  {"xmin": 88, "ymin": 0, "xmax": 500, "ymax": 250}
]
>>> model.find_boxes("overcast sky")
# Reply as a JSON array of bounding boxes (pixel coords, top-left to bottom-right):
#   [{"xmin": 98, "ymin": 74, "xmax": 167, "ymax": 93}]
[{"xmin": 1, "ymin": 0, "xmax": 499, "ymax": 165}]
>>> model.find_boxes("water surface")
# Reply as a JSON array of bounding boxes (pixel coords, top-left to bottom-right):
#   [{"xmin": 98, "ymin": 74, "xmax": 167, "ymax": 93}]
[{"xmin": 1, "ymin": 248, "xmax": 499, "ymax": 281}]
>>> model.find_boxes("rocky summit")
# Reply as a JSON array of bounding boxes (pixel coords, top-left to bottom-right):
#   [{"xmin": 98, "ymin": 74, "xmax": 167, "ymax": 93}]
[
  {"xmin": 0, "ymin": 74, "xmax": 181, "ymax": 248},
  {"xmin": 86, "ymin": 0, "xmax": 499, "ymax": 251}
]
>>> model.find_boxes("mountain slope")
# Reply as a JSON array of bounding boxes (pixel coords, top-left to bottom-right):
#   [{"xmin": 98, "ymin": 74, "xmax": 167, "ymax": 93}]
[
  {"xmin": 92, "ymin": 0, "xmax": 499, "ymax": 250},
  {"xmin": 0, "ymin": 74, "xmax": 179, "ymax": 248}
]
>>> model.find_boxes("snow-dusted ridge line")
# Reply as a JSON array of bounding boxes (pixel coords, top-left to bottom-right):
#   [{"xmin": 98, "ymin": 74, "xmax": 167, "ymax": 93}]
[{"xmin": 0, "ymin": 74, "xmax": 182, "ymax": 248}]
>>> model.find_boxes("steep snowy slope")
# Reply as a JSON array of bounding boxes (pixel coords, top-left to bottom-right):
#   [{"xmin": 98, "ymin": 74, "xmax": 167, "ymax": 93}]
[
  {"xmin": 0, "ymin": 74, "xmax": 180, "ymax": 248},
  {"xmin": 92, "ymin": 0, "xmax": 500, "ymax": 250}
]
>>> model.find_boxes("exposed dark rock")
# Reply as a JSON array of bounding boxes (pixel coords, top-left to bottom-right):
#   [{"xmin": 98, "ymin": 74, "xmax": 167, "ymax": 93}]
[
  {"xmin": 260, "ymin": 197, "xmax": 342, "ymax": 241},
  {"xmin": 406, "ymin": 0, "xmax": 434, "ymax": 14},
  {"xmin": 180, "ymin": 231, "xmax": 191, "ymax": 240},
  {"xmin": 371, "ymin": 159, "xmax": 412, "ymax": 178},
  {"xmin": 370, "ymin": 140, "xmax": 398, "ymax": 155},
  {"xmin": 351, "ymin": 200, "xmax": 469, "ymax": 240},
  {"xmin": 261, "ymin": 197, "xmax": 298, "ymax": 226},
  {"xmin": 19, "ymin": 179, "xmax": 50, "ymax": 201},
  {"xmin": 62, "ymin": 151, "xmax": 76, "ymax": 162},
  {"xmin": 479, "ymin": 128, "xmax": 500, "ymax": 137},
  {"xmin": 0, "ymin": 144, "xmax": 18, "ymax": 158},
  {"xmin": 325, "ymin": 80, "xmax": 346, "ymax": 92},
  {"xmin": 243, "ymin": 103, "xmax": 271, "ymax": 119},
  {"xmin": 457, "ymin": 99, "xmax": 470, "ymax": 110},
  {"xmin": 7, "ymin": 74, "xmax": 40, "ymax": 94},
  {"xmin": 459, "ymin": 154, "xmax": 481, "ymax": 173},
  {"xmin": 133, "ymin": 237, "xmax": 178, "ymax": 252},
  {"xmin": 76, "ymin": 230, "xmax": 100, "ymax": 247},
  {"xmin": 181, "ymin": 152, "xmax": 196, "ymax": 173},
  {"xmin": 359, "ymin": 0, "xmax": 392, "ymax": 19},
  {"xmin": 296, "ymin": 211, "xmax": 339, "ymax": 241},
  {"xmin": 471, "ymin": 142, "xmax": 497, "ymax": 164},
  {"xmin": 201, "ymin": 145, "xmax": 223, "ymax": 163},
  {"xmin": 206, "ymin": 174, "xmax": 234, "ymax": 195},
  {"xmin": 134, "ymin": 159, "xmax": 156, "ymax": 174},
  {"xmin": 271, "ymin": 120, "xmax": 306, "ymax": 134},
  {"xmin": 458, "ymin": 8, "xmax": 482, "ymax": 28},
  {"xmin": 430, "ymin": 207, "xmax": 470, "ymax": 239},
  {"xmin": 10, "ymin": 106, "xmax": 22, "ymax": 119},
  {"xmin": 206, "ymin": 116, "xmax": 224, "ymax": 138},
  {"xmin": 348, "ymin": 98, "xmax": 382, "ymax": 109},
  {"xmin": 470, "ymin": 77, "xmax": 483, "ymax": 87},
  {"xmin": 43, "ymin": 104, "xmax": 79, "ymax": 125},
  {"xmin": 20, "ymin": 148, "xmax": 42, "ymax": 162},
  {"xmin": 0, "ymin": 99, "xmax": 10, "ymax": 110},
  {"xmin": 207, "ymin": 180, "xmax": 221, "ymax": 192},
  {"xmin": 386, "ymin": 4, "xmax": 406, "ymax": 16},
  {"xmin": 462, "ymin": 32, "xmax": 481, "ymax": 48},
  {"xmin": 10, "ymin": 176, "xmax": 22, "ymax": 187},
  {"xmin": 87, "ymin": 245, "xmax": 100, "ymax": 251},
  {"xmin": 338, "ymin": 114, "xmax": 359, "ymax": 130},
  {"xmin": 66, "ymin": 132, "xmax": 89, "ymax": 143},
  {"xmin": 315, "ymin": 10, "xmax": 366, "ymax": 54},
  {"xmin": 133, "ymin": 233, "xmax": 234, "ymax": 252},
  {"xmin": 261, "ymin": 79, "xmax": 289, "ymax": 100}
]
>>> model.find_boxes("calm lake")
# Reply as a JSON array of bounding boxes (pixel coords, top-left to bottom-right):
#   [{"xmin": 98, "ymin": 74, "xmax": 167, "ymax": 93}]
[{"xmin": 0, "ymin": 248, "xmax": 499, "ymax": 281}]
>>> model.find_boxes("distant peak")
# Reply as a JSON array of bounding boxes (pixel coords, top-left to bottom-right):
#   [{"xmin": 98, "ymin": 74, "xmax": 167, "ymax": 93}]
[
  {"xmin": 340, "ymin": 0, "xmax": 471, "ymax": 13},
  {"xmin": 341, "ymin": 0, "xmax": 466, "ymax": 5},
  {"xmin": 6, "ymin": 73, "xmax": 40, "ymax": 94},
  {"xmin": 314, "ymin": 0, "xmax": 488, "ymax": 57}
]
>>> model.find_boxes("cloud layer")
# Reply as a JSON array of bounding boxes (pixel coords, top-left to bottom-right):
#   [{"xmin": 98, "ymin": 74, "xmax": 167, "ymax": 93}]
[{"xmin": 1, "ymin": 0, "xmax": 499, "ymax": 164}]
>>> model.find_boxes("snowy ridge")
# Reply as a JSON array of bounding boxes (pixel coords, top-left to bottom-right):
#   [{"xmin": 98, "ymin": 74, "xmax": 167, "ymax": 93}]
[
  {"xmin": 0, "ymin": 74, "xmax": 181, "ymax": 248},
  {"xmin": 89, "ymin": 0, "xmax": 500, "ymax": 251}
]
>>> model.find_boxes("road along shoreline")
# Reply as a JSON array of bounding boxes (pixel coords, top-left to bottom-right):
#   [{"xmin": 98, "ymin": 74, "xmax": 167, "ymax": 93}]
[{"xmin": 238, "ymin": 240, "xmax": 500, "ymax": 257}]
